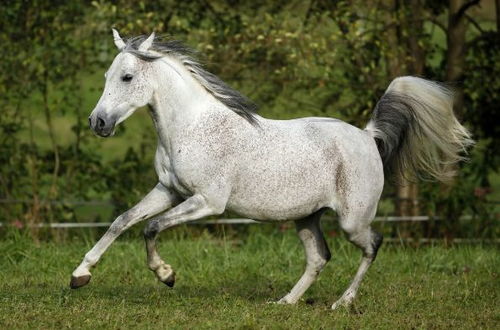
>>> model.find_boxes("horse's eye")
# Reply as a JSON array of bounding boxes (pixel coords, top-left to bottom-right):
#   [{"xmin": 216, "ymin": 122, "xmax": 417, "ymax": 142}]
[{"xmin": 122, "ymin": 74, "xmax": 133, "ymax": 82}]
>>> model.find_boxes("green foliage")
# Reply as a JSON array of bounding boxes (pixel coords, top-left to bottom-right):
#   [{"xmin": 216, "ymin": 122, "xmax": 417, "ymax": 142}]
[
  {"xmin": 464, "ymin": 32, "xmax": 500, "ymax": 176},
  {"xmin": 0, "ymin": 0, "xmax": 498, "ymax": 238}
]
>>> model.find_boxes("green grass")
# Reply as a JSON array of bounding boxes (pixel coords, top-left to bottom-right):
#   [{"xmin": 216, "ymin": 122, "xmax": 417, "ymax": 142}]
[{"xmin": 0, "ymin": 227, "xmax": 498, "ymax": 329}]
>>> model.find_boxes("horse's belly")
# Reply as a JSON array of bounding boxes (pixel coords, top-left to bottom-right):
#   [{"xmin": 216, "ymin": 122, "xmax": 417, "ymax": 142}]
[
  {"xmin": 227, "ymin": 192, "xmax": 330, "ymax": 221},
  {"xmin": 226, "ymin": 171, "xmax": 334, "ymax": 221}
]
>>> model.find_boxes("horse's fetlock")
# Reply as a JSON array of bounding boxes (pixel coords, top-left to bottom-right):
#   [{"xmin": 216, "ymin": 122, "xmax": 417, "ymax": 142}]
[{"xmin": 83, "ymin": 254, "xmax": 98, "ymax": 267}]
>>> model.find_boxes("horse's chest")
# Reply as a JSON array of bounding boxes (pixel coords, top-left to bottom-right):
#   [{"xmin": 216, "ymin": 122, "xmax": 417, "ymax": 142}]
[{"xmin": 154, "ymin": 148, "xmax": 194, "ymax": 198}]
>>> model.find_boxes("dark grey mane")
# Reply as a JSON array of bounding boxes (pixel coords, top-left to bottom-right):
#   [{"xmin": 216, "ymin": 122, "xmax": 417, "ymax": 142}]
[{"xmin": 123, "ymin": 36, "xmax": 258, "ymax": 125}]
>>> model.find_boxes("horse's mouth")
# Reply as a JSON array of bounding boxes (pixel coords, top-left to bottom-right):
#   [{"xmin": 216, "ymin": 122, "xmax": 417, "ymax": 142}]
[
  {"xmin": 94, "ymin": 127, "xmax": 115, "ymax": 138},
  {"xmin": 97, "ymin": 131, "xmax": 112, "ymax": 138}
]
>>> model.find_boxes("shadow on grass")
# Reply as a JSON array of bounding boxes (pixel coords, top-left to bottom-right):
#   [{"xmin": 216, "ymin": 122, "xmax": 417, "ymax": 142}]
[
  {"xmin": 68, "ymin": 280, "xmax": 281, "ymax": 303},
  {"xmin": 0, "ymin": 275, "xmax": 340, "ymax": 310}
]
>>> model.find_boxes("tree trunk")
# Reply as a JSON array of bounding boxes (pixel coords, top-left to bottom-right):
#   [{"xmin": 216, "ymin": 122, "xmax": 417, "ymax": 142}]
[
  {"xmin": 446, "ymin": 0, "xmax": 467, "ymax": 117},
  {"xmin": 441, "ymin": 0, "xmax": 478, "ymax": 241},
  {"xmin": 446, "ymin": 0, "xmax": 480, "ymax": 116},
  {"xmin": 381, "ymin": 0, "xmax": 425, "ymax": 239},
  {"xmin": 408, "ymin": 0, "xmax": 425, "ymax": 77},
  {"xmin": 403, "ymin": 0, "xmax": 425, "ymax": 219},
  {"xmin": 496, "ymin": 0, "xmax": 500, "ymax": 33},
  {"xmin": 383, "ymin": 0, "xmax": 422, "ymax": 220}
]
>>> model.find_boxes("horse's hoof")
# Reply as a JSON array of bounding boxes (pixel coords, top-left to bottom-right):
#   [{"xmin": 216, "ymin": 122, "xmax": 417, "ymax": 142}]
[
  {"xmin": 70, "ymin": 275, "xmax": 91, "ymax": 289},
  {"xmin": 154, "ymin": 262, "xmax": 175, "ymax": 287},
  {"xmin": 162, "ymin": 273, "xmax": 175, "ymax": 287}
]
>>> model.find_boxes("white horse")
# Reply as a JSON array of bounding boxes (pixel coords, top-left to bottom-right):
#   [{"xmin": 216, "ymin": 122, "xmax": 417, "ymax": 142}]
[{"xmin": 71, "ymin": 30, "xmax": 472, "ymax": 309}]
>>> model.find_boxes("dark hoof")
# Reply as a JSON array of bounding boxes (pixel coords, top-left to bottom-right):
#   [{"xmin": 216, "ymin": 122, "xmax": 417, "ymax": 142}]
[
  {"xmin": 70, "ymin": 275, "xmax": 91, "ymax": 289},
  {"xmin": 162, "ymin": 273, "xmax": 175, "ymax": 287}
]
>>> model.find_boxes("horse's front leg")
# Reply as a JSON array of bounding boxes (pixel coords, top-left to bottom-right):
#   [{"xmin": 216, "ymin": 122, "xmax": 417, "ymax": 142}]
[
  {"xmin": 143, "ymin": 194, "xmax": 225, "ymax": 286},
  {"xmin": 70, "ymin": 183, "xmax": 180, "ymax": 288}
]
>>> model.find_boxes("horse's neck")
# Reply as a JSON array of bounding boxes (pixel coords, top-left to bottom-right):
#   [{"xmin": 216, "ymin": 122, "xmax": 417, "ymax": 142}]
[{"xmin": 149, "ymin": 58, "xmax": 218, "ymax": 151}]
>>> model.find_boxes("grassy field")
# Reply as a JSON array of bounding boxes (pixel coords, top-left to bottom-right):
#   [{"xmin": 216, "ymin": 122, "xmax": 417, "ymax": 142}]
[{"xmin": 0, "ymin": 227, "xmax": 498, "ymax": 329}]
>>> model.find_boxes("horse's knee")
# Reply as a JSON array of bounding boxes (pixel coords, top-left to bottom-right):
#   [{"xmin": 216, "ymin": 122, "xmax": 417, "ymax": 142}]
[
  {"xmin": 108, "ymin": 216, "xmax": 127, "ymax": 236},
  {"xmin": 143, "ymin": 220, "xmax": 159, "ymax": 239}
]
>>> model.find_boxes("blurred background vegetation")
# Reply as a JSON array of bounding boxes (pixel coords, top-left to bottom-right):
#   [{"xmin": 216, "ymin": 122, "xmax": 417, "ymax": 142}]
[{"xmin": 0, "ymin": 0, "xmax": 498, "ymax": 240}]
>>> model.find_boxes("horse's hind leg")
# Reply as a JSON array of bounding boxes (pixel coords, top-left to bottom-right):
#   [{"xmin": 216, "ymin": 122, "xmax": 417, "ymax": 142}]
[
  {"xmin": 331, "ymin": 205, "xmax": 383, "ymax": 310},
  {"xmin": 277, "ymin": 209, "xmax": 331, "ymax": 304}
]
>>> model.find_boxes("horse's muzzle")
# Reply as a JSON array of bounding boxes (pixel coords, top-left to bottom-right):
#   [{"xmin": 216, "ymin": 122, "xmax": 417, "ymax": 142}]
[{"xmin": 89, "ymin": 112, "xmax": 116, "ymax": 137}]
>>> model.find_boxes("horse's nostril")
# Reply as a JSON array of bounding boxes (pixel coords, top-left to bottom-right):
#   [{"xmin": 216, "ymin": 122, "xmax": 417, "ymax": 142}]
[
  {"xmin": 97, "ymin": 117, "xmax": 106, "ymax": 129},
  {"xmin": 88, "ymin": 117, "xmax": 92, "ymax": 128}
]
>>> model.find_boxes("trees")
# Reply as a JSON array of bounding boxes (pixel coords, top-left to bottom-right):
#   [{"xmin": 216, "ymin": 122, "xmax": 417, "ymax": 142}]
[{"xmin": 0, "ymin": 0, "xmax": 497, "ymax": 238}]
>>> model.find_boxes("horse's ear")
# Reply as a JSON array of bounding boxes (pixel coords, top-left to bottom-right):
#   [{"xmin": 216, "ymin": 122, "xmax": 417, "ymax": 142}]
[
  {"xmin": 112, "ymin": 28, "xmax": 126, "ymax": 50},
  {"xmin": 138, "ymin": 32, "xmax": 155, "ymax": 52}
]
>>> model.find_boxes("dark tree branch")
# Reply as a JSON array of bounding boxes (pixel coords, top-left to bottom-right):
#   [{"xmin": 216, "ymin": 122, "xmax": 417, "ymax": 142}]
[
  {"xmin": 465, "ymin": 14, "xmax": 485, "ymax": 33},
  {"xmin": 455, "ymin": 0, "xmax": 481, "ymax": 23},
  {"xmin": 427, "ymin": 17, "xmax": 448, "ymax": 34},
  {"xmin": 466, "ymin": 33, "xmax": 490, "ymax": 47},
  {"xmin": 200, "ymin": 0, "xmax": 225, "ymax": 23},
  {"xmin": 359, "ymin": 22, "xmax": 398, "ymax": 38},
  {"xmin": 163, "ymin": 11, "xmax": 174, "ymax": 31},
  {"xmin": 304, "ymin": 0, "xmax": 317, "ymax": 25}
]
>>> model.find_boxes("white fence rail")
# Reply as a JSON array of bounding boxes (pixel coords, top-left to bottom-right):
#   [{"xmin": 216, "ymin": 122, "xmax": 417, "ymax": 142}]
[{"xmin": 0, "ymin": 215, "xmax": 475, "ymax": 229}]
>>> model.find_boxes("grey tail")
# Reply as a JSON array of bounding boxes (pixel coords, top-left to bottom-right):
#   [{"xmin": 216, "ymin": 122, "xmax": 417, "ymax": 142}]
[{"xmin": 365, "ymin": 76, "xmax": 474, "ymax": 182}]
